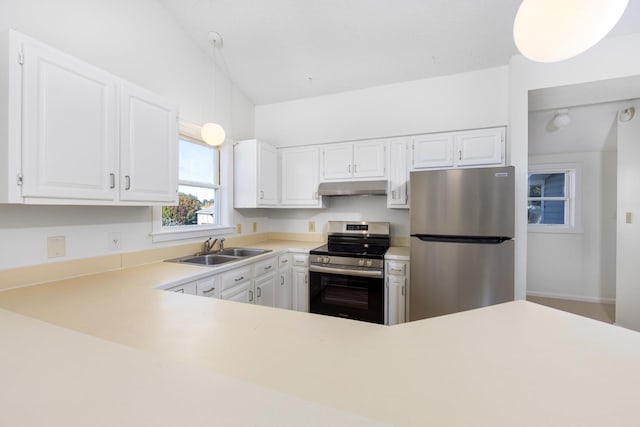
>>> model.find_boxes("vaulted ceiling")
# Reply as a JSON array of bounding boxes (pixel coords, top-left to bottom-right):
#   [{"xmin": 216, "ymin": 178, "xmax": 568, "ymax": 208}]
[{"xmin": 159, "ymin": 0, "xmax": 640, "ymax": 105}]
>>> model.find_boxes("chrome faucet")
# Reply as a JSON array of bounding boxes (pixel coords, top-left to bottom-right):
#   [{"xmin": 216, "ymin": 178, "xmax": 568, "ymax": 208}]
[
  {"xmin": 219, "ymin": 238, "xmax": 226, "ymax": 250},
  {"xmin": 202, "ymin": 237, "xmax": 218, "ymax": 254}
]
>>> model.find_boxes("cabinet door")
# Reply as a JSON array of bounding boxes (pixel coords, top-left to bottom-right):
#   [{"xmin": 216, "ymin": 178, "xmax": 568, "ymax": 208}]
[
  {"xmin": 386, "ymin": 275, "xmax": 406, "ymax": 325},
  {"xmin": 276, "ymin": 267, "xmax": 292, "ymax": 310},
  {"xmin": 411, "ymin": 134, "xmax": 454, "ymax": 169},
  {"xmin": 280, "ymin": 146, "xmax": 321, "ymax": 207},
  {"xmin": 255, "ymin": 273, "xmax": 277, "ymax": 307},
  {"xmin": 258, "ymin": 142, "xmax": 278, "ymax": 206},
  {"xmin": 221, "ymin": 281, "xmax": 254, "ymax": 303},
  {"xmin": 353, "ymin": 140, "xmax": 386, "ymax": 178},
  {"xmin": 387, "ymin": 139, "xmax": 408, "ymax": 208},
  {"xmin": 292, "ymin": 269, "xmax": 309, "ymax": 312},
  {"xmin": 455, "ymin": 128, "xmax": 504, "ymax": 167},
  {"xmin": 21, "ymin": 37, "xmax": 117, "ymax": 201},
  {"xmin": 167, "ymin": 281, "xmax": 197, "ymax": 295},
  {"xmin": 321, "ymin": 143, "xmax": 353, "ymax": 181},
  {"xmin": 119, "ymin": 83, "xmax": 178, "ymax": 203}
]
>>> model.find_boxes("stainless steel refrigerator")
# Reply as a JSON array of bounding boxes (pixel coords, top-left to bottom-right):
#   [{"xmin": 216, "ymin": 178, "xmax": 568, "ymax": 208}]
[{"xmin": 409, "ymin": 166, "xmax": 515, "ymax": 321}]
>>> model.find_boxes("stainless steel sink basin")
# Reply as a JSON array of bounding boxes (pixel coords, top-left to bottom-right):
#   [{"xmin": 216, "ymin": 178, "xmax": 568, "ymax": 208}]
[
  {"xmin": 165, "ymin": 247, "xmax": 271, "ymax": 267},
  {"xmin": 171, "ymin": 253, "xmax": 241, "ymax": 266},
  {"xmin": 216, "ymin": 247, "xmax": 272, "ymax": 257}
]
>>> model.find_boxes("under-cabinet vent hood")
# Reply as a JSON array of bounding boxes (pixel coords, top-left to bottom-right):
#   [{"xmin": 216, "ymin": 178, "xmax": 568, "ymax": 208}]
[{"xmin": 317, "ymin": 180, "xmax": 388, "ymax": 197}]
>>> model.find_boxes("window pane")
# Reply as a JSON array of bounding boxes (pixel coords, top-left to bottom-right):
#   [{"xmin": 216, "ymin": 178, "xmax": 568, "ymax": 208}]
[
  {"xmin": 178, "ymin": 139, "xmax": 216, "ymax": 185},
  {"xmin": 528, "ymin": 173, "xmax": 565, "ymax": 197},
  {"xmin": 162, "ymin": 185, "xmax": 217, "ymax": 226},
  {"xmin": 528, "ymin": 200, "xmax": 565, "ymax": 224}
]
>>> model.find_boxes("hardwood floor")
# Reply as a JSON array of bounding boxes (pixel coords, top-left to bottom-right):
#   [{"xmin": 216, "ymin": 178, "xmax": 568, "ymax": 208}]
[{"xmin": 527, "ymin": 296, "xmax": 615, "ymax": 324}]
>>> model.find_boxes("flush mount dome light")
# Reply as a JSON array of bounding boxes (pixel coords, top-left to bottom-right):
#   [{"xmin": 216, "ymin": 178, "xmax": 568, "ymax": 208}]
[
  {"xmin": 513, "ymin": 0, "xmax": 628, "ymax": 63},
  {"xmin": 552, "ymin": 109, "xmax": 571, "ymax": 129}
]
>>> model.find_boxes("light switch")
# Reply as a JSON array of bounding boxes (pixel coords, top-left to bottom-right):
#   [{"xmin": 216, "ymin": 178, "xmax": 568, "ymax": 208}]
[
  {"xmin": 47, "ymin": 236, "xmax": 65, "ymax": 258},
  {"xmin": 308, "ymin": 221, "xmax": 316, "ymax": 232},
  {"xmin": 252, "ymin": 222, "xmax": 257, "ymax": 232},
  {"xmin": 626, "ymin": 212, "xmax": 633, "ymax": 224},
  {"xmin": 236, "ymin": 223, "xmax": 242, "ymax": 234}
]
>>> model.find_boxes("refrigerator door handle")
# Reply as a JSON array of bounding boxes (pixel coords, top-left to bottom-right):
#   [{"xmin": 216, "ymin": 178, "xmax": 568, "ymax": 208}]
[{"xmin": 411, "ymin": 234, "xmax": 511, "ymax": 244}]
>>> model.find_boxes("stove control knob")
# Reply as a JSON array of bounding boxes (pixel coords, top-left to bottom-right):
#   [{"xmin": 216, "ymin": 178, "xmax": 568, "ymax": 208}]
[
  {"xmin": 358, "ymin": 259, "xmax": 365, "ymax": 267},
  {"xmin": 366, "ymin": 260, "xmax": 372, "ymax": 267},
  {"xmin": 323, "ymin": 257, "xmax": 330, "ymax": 264}
]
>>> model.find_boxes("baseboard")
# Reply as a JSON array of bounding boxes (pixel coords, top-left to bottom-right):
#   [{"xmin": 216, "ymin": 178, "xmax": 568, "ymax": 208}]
[{"xmin": 526, "ymin": 290, "xmax": 615, "ymax": 305}]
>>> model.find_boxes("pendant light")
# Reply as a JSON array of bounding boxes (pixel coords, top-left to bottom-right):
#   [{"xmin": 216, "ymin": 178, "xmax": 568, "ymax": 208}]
[
  {"xmin": 513, "ymin": 0, "xmax": 628, "ymax": 63},
  {"xmin": 201, "ymin": 31, "xmax": 226, "ymax": 146}
]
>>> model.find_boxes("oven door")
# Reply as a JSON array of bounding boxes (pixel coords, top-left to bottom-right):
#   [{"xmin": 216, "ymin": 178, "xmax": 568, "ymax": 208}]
[{"xmin": 309, "ymin": 267, "xmax": 384, "ymax": 324}]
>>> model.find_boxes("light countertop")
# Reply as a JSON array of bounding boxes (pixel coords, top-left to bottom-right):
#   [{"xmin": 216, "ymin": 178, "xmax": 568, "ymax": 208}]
[{"xmin": 1, "ymin": 240, "xmax": 640, "ymax": 426}]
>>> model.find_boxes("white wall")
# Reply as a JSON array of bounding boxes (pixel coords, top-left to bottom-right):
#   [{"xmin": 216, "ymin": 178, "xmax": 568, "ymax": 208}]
[
  {"xmin": 616, "ymin": 99, "xmax": 640, "ymax": 330},
  {"xmin": 526, "ymin": 152, "xmax": 616, "ymax": 303},
  {"xmin": 0, "ymin": 0, "xmax": 255, "ymax": 269},
  {"xmin": 255, "ymin": 66, "xmax": 509, "ymax": 147},
  {"xmin": 509, "ymin": 33, "xmax": 640, "ymax": 302}
]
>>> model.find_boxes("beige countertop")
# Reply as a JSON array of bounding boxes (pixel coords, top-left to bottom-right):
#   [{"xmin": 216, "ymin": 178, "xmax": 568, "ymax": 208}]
[{"xmin": 1, "ymin": 239, "xmax": 640, "ymax": 426}]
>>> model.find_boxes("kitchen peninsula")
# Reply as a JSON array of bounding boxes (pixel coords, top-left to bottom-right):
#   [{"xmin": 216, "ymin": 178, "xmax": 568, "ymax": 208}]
[{"xmin": 1, "ymin": 245, "xmax": 639, "ymax": 426}]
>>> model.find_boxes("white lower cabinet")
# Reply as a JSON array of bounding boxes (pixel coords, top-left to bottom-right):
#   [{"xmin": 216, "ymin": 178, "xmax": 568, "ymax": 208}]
[
  {"xmin": 385, "ymin": 260, "xmax": 410, "ymax": 325},
  {"xmin": 221, "ymin": 281, "xmax": 254, "ymax": 303},
  {"xmin": 255, "ymin": 273, "xmax": 277, "ymax": 307},
  {"xmin": 291, "ymin": 254, "xmax": 309, "ymax": 312},
  {"xmin": 276, "ymin": 254, "xmax": 292, "ymax": 310},
  {"xmin": 195, "ymin": 275, "xmax": 221, "ymax": 299}
]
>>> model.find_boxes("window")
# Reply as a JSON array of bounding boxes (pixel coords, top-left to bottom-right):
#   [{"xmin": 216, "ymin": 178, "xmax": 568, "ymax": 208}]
[
  {"xmin": 151, "ymin": 123, "xmax": 234, "ymax": 242},
  {"xmin": 528, "ymin": 164, "xmax": 580, "ymax": 232},
  {"xmin": 162, "ymin": 138, "xmax": 220, "ymax": 227}
]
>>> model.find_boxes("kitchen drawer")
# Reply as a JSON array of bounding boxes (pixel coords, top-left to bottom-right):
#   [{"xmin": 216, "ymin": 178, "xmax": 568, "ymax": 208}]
[
  {"xmin": 291, "ymin": 254, "xmax": 308, "ymax": 268},
  {"xmin": 196, "ymin": 276, "xmax": 220, "ymax": 299},
  {"xmin": 254, "ymin": 255, "xmax": 278, "ymax": 277},
  {"xmin": 386, "ymin": 261, "xmax": 407, "ymax": 276},
  {"xmin": 167, "ymin": 282, "xmax": 197, "ymax": 295},
  {"xmin": 278, "ymin": 254, "xmax": 290, "ymax": 268},
  {"xmin": 221, "ymin": 265, "xmax": 253, "ymax": 291}
]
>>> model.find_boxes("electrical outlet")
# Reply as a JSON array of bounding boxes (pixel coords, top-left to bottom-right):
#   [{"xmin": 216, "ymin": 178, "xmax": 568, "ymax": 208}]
[
  {"xmin": 252, "ymin": 222, "xmax": 257, "ymax": 232},
  {"xmin": 47, "ymin": 236, "xmax": 65, "ymax": 258},
  {"xmin": 236, "ymin": 223, "xmax": 242, "ymax": 234},
  {"xmin": 308, "ymin": 221, "xmax": 316, "ymax": 232},
  {"xmin": 108, "ymin": 232, "xmax": 122, "ymax": 251}
]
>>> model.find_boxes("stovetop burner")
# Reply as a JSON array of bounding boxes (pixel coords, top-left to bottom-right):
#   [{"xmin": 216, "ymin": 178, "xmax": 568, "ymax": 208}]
[{"xmin": 311, "ymin": 221, "xmax": 390, "ymax": 259}]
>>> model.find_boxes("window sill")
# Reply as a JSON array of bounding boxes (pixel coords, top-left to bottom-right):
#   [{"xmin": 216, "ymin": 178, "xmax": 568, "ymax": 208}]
[
  {"xmin": 150, "ymin": 225, "xmax": 235, "ymax": 243},
  {"xmin": 527, "ymin": 225, "xmax": 583, "ymax": 235}
]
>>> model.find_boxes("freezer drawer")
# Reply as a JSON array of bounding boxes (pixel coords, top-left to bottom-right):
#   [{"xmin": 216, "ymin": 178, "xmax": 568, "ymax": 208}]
[{"xmin": 409, "ymin": 238, "xmax": 514, "ymax": 320}]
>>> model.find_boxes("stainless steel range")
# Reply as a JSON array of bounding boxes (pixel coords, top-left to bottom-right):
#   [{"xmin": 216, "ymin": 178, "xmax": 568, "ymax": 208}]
[{"xmin": 309, "ymin": 221, "xmax": 390, "ymax": 324}]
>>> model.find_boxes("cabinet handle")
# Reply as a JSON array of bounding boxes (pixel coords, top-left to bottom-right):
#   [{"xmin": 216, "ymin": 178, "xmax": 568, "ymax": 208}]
[
  {"xmin": 281, "ymin": 276, "xmax": 284, "ymax": 285},
  {"xmin": 264, "ymin": 265, "xmax": 272, "ymax": 271},
  {"xmin": 175, "ymin": 288, "xmax": 184, "ymax": 293},
  {"xmin": 125, "ymin": 175, "xmax": 131, "ymax": 190},
  {"xmin": 458, "ymin": 150, "xmax": 462, "ymax": 161},
  {"xmin": 109, "ymin": 173, "xmax": 115, "ymax": 189},
  {"xmin": 348, "ymin": 164, "xmax": 351, "ymax": 173},
  {"xmin": 304, "ymin": 274, "xmax": 308, "ymax": 284},
  {"xmin": 281, "ymin": 259, "xmax": 288, "ymax": 264},
  {"xmin": 402, "ymin": 285, "xmax": 405, "ymax": 297},
  {"xmin": 391, "ymin": 268, "xmax": 403, "ymax": 273},
  {"xmin": 249, "ymin": 290, "xmax": 254, "ymax": 302},
  {"xmin": 235, "ymin": 276, "xmax": 244, "ymax": 282},
  {"xmin": 203, "ymin": 287, "xmax": 216, "ymax": 294},
  {"xmin": 257, "ymin": 287, "xmax": 261, "ymax": 298},
  {"xmin": 260, "ymin": 190, "xmax": 264, "ymax": 199},
  {"xmin": 354, "ymin": 164, "xmax": 358, "ymax": 173}
]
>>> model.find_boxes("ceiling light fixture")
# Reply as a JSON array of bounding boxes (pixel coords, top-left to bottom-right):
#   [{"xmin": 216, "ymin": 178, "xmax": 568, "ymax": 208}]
[
  {"xmin": 552, "ymin": 109, "xmax": 571, "ymax": 129},
  {"xmin": 513, "ymin": 0, "xmax": 629, "ymax": 63},
  {"xmin": 201, "ymin": 31, "xmax": 226, "ymax": 147}
]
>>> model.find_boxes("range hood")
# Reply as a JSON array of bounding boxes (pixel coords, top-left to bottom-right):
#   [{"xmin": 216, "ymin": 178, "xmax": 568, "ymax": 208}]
[{"xmin": 317, "ymin": 180, "xmax": 388, "ymax": 197}]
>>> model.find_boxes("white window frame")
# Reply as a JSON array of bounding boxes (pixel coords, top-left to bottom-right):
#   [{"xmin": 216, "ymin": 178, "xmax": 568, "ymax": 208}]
[
  {"xmin": 527, "ymin": 162, "xmax": 582, "ymax": 234},
  {"xmin": 150, "ymin": 121, "xmax": 234, "ymax": 242}
]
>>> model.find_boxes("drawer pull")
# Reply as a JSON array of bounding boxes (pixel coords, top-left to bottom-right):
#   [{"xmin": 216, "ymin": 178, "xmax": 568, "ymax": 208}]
[
  {"xmin": 281, "ymin": 259, "xmax": 288, "ymax": 264},
  {"xmin": 391, "ymin": 268, "xmax": 403, "ymax": 273},
  {"xmin": 203, "ymin": 287, "xmax": 216, "ymax": 294},
  {"xmin": 257, "ymin": 287, "xmax": 262, "ymax": 298},
  {"xmin": 235, "ymin": 276, "xmax": 245, "ymax": 282},
  {"xmin": 264, "ymin": 265, "xmax": 272, "ymax": 271},
  {"xmin": 175, "ymin": 288, "xmax": 184, "ymax": 293}
]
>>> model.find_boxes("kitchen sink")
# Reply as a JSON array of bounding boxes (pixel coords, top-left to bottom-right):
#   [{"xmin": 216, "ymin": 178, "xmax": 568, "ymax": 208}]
[
  {"xmin": 216, "ymin": 247, "xmax": 271, "ymax": 257},
  {"xmin": 170, "ymin": 253, "xmax": 241, "ymax": 266},
  {"xmin": 166, "ymin": 247, "xmax": 272, "ymax": 267}
]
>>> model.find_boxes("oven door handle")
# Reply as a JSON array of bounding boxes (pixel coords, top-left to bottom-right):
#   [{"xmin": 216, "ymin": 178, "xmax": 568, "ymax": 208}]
[{"xmin": 309, "ymin": 264, "xmax": 384, "ymax": 278}]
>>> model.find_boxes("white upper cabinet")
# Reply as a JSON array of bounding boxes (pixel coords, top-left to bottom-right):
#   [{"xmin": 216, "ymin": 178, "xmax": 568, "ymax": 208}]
[
  {"xmin": 411, "ymin": 127, "xmax": 505, "ymax": 170},
  {"xmin": 321, "ymin": 140, "xmax": 386, "ymax": 181},
  {"xmin": 234, "ymin": 139, "xmax": 278, "ymax": 208},
  {"xmin": 279, "ymin": 146, "xmax": 322, "ymax": 207},
  {"xmin": 411, "ymin": 134, "xmax": 454, "ymax": 169},
  {"xmin": 20, "ymin": 34, "xmax": 118, "ymax": 201},
  {"xmin": 454, "ymin": 128, "xmax": 504, "ymax": 167},
  {"xmin": 0, "ymin": 30, "xmax": 178, "ymax": 205},
  {"xmin": 387, "ymin": 138, "xmax": 409, "ymax": 208},
  {"xmin": 119, "ymin": 83, "xmax": 177, "ymax": 203}
]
